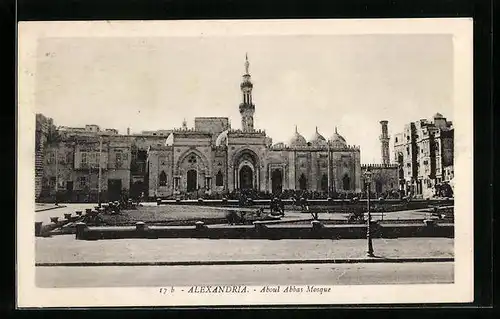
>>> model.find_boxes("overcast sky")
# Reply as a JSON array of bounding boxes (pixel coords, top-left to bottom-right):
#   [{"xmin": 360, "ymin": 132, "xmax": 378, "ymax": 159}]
[{"xmin": 35, "ymin": 34, "xmax": 453, "ymax": 164}]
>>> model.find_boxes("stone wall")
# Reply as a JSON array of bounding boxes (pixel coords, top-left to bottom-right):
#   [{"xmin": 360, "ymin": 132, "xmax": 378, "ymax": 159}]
[{"xmin": 361, "ymin": 164, "xmax": 399, "ymax": 196}]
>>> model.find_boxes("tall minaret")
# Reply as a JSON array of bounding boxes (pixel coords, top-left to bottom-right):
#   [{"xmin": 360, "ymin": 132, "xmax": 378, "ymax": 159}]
[
  {"xmin": 379, "ymin": 120, "xmax": 390, "ymax": 165},
  {"xmin": 239, "ymin": 53, "xmax": 255, "ymax": 132}
]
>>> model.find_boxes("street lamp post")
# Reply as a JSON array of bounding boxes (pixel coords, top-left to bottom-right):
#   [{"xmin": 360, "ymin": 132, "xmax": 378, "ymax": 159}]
[
  {"xmin": 98, "ymin": 136, "xmax": 102, "ymax": 207},
  {"xmin": 364, "ymin": 167, "xmax": 375, "ymax": 257}
]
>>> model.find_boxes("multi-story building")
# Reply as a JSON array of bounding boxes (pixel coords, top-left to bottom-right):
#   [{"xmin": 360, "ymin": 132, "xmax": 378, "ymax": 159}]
[
  {"xmin": 393, "ymin": 113, "xmax": 454, "ymax": 198},
  {"xmin": 37, "ymin": 56, "xmax": 401, "ymax": 202}
]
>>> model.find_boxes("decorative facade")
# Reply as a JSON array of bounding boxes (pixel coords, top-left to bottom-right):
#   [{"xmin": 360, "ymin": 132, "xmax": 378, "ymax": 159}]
[{"xmin": 36, "ymin": 55, "xmax": 403, "ymax": 202}]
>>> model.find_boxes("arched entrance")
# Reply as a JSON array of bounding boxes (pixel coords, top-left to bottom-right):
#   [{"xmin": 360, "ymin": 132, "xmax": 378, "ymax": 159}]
[
  {"xmin": 271, "ymin": 169, "xmax": 283, "ymax": 194},
  {"xmin": 130, "ymin": 180, "xmax": 146, "ymax": 199},
  {"xmin": 239, "ymin": 165, "xmax": 253, "ymax": 190},
  {"xmin": 187, "ymin": 169, "xmax": 197, "ymax": 192},
  {"xmin": 299, "ymin": 173, "xmax": 307, "ymax": 190},
  {"xmin": 321, "ymin": 174, "xmax": 328, "ymax": 192},
  {"xmin": 342, "ymin": 174, "xmax": 350, "ymax": 191}
]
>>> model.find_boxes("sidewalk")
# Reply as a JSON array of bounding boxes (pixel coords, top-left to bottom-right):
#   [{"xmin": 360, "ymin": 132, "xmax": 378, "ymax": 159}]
[{"xmin": 36, "ymin": 236, "xmax": 453, "ymax": 265}]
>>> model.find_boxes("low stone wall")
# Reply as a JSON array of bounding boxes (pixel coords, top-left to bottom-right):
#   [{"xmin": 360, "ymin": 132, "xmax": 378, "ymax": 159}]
[
  {"xmin": 157, "ymin": 198, "xmax": 454, "ymax": 211},
  {"xmin": 74, "ymin": 221, "xmax": 454, "ymax": 241}
]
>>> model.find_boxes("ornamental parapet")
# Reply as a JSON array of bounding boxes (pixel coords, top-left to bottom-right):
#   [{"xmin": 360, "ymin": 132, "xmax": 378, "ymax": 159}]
[
  {"xmin": 228, "ymin": 129, "xmax": 266, "ymax": 136},
  {"xmin": 148, "ymin": 144, "xmax": 174, "ymax": 151},
  {"xmin": 269, "ymin": 144, "xmax": 361, "ymax": 151}
]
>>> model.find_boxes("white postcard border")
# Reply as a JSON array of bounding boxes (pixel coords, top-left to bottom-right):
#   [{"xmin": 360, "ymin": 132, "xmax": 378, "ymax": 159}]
[{"xmin": 17, "ymin": 18, "xmax": 474, "ymax": 307}]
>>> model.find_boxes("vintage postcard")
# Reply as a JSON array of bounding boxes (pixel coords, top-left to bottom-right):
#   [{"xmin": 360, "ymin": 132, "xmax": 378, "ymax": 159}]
[{"xmin": 17, "ymin": 18, "xmax": 473, "ymax": 307}]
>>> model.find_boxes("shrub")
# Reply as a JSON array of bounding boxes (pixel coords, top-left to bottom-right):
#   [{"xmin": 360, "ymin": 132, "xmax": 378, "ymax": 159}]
[{"xmin": 225, "ymin": 210, "xmax": 240, "ymax": 225}]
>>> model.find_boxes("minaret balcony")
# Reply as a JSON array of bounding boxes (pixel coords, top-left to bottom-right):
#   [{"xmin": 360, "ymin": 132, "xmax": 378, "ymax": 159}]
[
  {"xmin": 239, "ymin": 103, "xmax": 255, "ymax": 112},
  {"xmin": 240, "ymin": 82, "xmax": 253, "ymax": 89}
]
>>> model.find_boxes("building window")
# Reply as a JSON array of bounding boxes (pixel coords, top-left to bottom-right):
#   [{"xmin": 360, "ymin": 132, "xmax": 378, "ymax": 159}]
[
  {"xmin": 406, "ymin": 147, "xmax": 410, "ymax": 155},
  {"xmin": 79, "ymin": 176, "xmax": 87, "ymax": 188},
  {"xmin": 66, "ymin": 152, "xmax": 73, "ymax": 164},
  {"xmin": 89, "ymin": 152, "xmax": 96, "ymax": 167},
  {"xmin": 299, "ymin": 174, "xmax": 307, "ymax": 190},
  {"xmin": 115, "ymin": 152, "xmax": 122, "ymax": 168},
  {"xmin": 159, "ymin": 170, "xmax": 167, "ymax": 186},
  {"xmin": 395, "ymin": 137, "xmax": 398, "ymax": 143},
  {"xmin": 321, "ymin": 174, "xmax": 328, "ymax": 192},
  {"xmin": 47, "ymin": 152, "xmax": 55, "ymax": 164},
  {"xmin": 215, "ymin": 170, "xmax": 224, "ymax": 186},
  {"xmin": 342, "ymin": 174, "xmax": 350, "ymax": 191},
  {"xmin": 81, "ymin": 152, "xmax": 87, "ymax": 167},
  {"xmin": 188, "ymin": 155, "xmax": 197, "ymax": 164},
  {"xmin": 49, "ymin": 177, "xmax": 56, "ymax": 189}
]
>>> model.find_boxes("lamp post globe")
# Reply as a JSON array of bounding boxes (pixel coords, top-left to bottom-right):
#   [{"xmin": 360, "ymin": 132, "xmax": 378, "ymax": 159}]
[{"xmin": 363, "ymin": 167, "xmax": 375, "ymax": 257}]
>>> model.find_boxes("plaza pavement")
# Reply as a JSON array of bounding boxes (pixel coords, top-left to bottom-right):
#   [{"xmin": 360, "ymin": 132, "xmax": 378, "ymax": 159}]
[
  {"xmin": 36, "ymin": 236, "xmax": 453, "ymax": 265},
  {"xmin": 35, "ymin": 202, "xmax": 434, "ymax": 225}
]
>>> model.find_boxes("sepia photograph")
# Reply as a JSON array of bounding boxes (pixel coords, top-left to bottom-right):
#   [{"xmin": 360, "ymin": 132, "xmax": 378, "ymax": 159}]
[{"xmin": 17, "ymin": 19, "xmax": 473, "ymax": 307}]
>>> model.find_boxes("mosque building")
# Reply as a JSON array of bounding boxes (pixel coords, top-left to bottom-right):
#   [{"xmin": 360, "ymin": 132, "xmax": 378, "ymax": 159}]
[{"xmin": 36, "ymin": 55, "xmax": 402, "ymax": 202}]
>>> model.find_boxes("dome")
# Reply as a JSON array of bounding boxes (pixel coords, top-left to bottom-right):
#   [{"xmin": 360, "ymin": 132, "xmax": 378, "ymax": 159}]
[
  {"xmin": 330, "ymin": 127, "xmax": 347, "ymax": 147},
  {"xmin": 309, "ymin": 127, "xmax": 327, "ymax": 146},
  {"xmin": 434, "ymin": 112, "xmax": 444, "ymax": 119},
  {"xmin": 288, "ymin": 126, "xmax": 307, "ymax": 147},
  {"xmin": 215, "ymin": 130, "xmax": 229, "ymax": 147}
]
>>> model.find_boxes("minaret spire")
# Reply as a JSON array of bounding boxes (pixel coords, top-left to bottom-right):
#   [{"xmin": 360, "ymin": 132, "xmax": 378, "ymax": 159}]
[
  {"xmin": 239, "ymin": 53, "xmax": 255, "ymax": 132},
  {"xmin": 245, "ymin": 53, "xmax": 249, "ymax": 74}
]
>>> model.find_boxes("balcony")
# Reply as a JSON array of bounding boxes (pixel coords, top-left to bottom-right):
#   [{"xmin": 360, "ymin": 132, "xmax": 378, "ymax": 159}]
[{"xmin": 75, "ymin": 162, "xmax": 108, "ymax": 171}]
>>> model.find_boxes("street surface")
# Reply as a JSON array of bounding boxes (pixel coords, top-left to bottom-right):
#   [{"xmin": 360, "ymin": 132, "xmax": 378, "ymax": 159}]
[
  {"xmin": 36, "ymin": 262, "xmax": 453, "ymax": 287},
  {"xmin": 36, "ymin": 236, "xmax": 454, "ymax": 264}
]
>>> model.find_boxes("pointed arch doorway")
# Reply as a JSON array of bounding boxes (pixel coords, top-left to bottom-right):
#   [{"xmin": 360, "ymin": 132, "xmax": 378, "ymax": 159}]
[
  {"xmin": 187, "ymin": 169, "xmax": 197, "ymax": 192},
  {"xmin": 239, "ymin": 165, "xmax": 253, "ymax": 190},
  {"xmin": 271, "ymin": 169, "xmax": 283, "ymax": 194}
]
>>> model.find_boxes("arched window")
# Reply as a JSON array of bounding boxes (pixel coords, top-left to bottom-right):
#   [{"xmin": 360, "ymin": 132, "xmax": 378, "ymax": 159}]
[
  {"xmin": 342, "ymin": 174, "xmax": 350, "ymax": 191},
  {"xmin": 299, "ymin": 173, "xmax": 307, "ymax": 190},
  {"xmin": 397, "ymin": 153, "xmax": 404, "ymax": 164},
  {"xmin": 159, "ymin": 171, "xmax": 167, "ymax": 186},
  {"xmin": 215, "ymin": 170, "xmax": 224, "ymax": 186}
]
